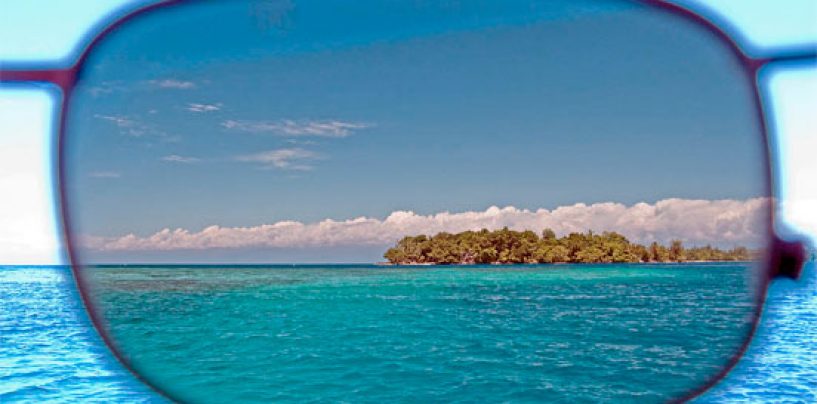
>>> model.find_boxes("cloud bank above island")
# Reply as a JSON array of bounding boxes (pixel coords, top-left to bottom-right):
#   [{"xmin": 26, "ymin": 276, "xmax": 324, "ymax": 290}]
[{"xmin": 83, "ymin": 197, "xmax": 770, "ymax": 252}]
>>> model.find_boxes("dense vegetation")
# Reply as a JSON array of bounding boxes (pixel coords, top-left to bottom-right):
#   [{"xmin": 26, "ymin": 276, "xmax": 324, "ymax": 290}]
[{"xmin": 383, "ymin": 228, "xmax": 753, "ymax": 265}]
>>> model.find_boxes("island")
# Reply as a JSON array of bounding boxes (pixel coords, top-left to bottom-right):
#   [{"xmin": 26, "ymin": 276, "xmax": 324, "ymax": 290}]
[{"xmin": 383, "ymin": 228, "xmax": 753, "ymax": 265}]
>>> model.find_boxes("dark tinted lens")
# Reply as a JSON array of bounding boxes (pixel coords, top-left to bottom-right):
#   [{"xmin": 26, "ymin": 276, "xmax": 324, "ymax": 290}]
[{"xmin": 64, "ymin": 0, "xmax": 770, "ymax": 401}]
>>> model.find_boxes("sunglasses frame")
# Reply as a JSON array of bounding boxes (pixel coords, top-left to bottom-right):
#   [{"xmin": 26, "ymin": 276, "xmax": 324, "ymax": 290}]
[{"xmin": 1, "ymin": 0, "xmax": 813, "ymax": 402}]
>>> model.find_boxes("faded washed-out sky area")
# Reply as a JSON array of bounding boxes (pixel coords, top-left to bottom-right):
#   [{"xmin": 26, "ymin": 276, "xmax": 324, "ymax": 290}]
[{"xmin": 63, "ymin": 0, "xmax": 770, "ymax": 262}]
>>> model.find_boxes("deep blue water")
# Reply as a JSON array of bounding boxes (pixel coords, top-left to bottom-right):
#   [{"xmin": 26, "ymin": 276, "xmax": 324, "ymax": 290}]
[{"xmin": 1, "ymin": 263, "xmax": 814, "ymax": 402}]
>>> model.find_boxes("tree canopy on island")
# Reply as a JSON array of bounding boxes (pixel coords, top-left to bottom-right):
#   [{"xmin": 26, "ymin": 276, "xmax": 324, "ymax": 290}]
[{"xmin": 383, "ymin": 228, "xmax": 753, "ymax": 265}]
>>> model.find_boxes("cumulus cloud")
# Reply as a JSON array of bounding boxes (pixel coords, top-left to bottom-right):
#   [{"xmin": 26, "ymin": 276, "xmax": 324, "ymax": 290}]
[
  {"xmin": 186, "ymin": 103, "xmax": 221, "ymax": 113},
  {"xmin": 222, "ymin": 119, "xmax": 371, "ymax": 137},
  {"xmin": 84, "ymin": 197, "xmax": 770, "ymax": 252},
  {"xmin": 162, "ymin": 155, "xmax": 200, "ymax": 163},
  {"xmin": 149, "ymin": 79, "xmax": 196, "ymax": 89},
  {"xmin": 236, "ymin": 148, "xmax": 319, "ymax": 170}
]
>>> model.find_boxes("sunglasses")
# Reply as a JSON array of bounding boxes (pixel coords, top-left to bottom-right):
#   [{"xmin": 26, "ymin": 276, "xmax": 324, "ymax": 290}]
[{"xmin": 1, "ymin": 0, "xmax": 813, "ymax": 402}]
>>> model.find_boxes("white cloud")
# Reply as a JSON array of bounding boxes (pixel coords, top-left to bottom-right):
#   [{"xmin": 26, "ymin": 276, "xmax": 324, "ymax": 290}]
[
  {"xmin": 88, "ymin": 171, "xmax": 121, "ymax": 179},
  {"xmin": 94, "ymin": 114, "xmax": 167, "ymax": 138},
  {"xmin": 236, "ymin": 148, "xmax": 319, "ymax": 170},
  {"xmin": 84, "ymin": 197, "xmax": 770, "ymax": 252},
  {"xmin": 94, "ymin": 114, "xmax": 133, "ymax": 127},
  {"xmin": 286, "ymin": 139, "xmax": 318, "ymax": 146},
  {"xmin": 161, "ymin": 155, "xmax": 200, "ymax": 163},
  {"xmin": 222, "ymin": 119, "xmax": 371, "ymax": 137},
  {"xmin": 186, "ymin": 103, "xmax": 221, "ymax": 113},
  {"xmin": 87, "ymin": 81, "xmax": 126, "ymax": 97},
  {"xmin": 149, "ymin": 79, "xmax": 196, "ymax": 89}
]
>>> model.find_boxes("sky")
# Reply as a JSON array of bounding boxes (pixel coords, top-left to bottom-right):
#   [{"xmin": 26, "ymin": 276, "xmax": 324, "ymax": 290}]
[
  {"xmin": 0, "ymin": 0, "xmax": 813, "ymax": 262},
  {"xmin": 0, "ymin": 87, "xmax": 64, "ymax": 264},
  {"xmin": 765, "ymin": 63, "xmax": 817, "ymax": 241},
  {"xmin": 1, "ymin": 0, "xmax": 815, "ymax": 264}
]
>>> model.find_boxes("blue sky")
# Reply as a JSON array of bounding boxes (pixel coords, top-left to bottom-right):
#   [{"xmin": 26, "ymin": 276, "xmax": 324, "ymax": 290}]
[{"xmin": 61, "ymin": 0, "xmax": 769, "ymax": 262}]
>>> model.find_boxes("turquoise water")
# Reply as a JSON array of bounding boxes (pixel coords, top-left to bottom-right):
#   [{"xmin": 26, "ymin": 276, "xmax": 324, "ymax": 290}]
[{"xmin": 84, "ymin": 263, "xmax": 757, "ymax": 402}]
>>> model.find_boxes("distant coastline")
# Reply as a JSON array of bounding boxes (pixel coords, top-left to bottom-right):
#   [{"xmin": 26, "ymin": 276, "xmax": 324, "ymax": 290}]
[
  {"xmin": 375, "ymin": 260, "xmax": 753, "ymax": 266},
  {"xmin": 383, "ymin": 228, "xmax": 754, "ymax": 265}
]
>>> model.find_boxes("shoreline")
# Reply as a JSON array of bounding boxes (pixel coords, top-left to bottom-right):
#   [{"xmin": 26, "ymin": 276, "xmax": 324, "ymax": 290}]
[
  {"xmin": 0, "ymin": 261, "xmax": 758, "ymax": 268},
  {"xmin": 375, "ymin": 260, "xmax": 754, "ymax": 266}
]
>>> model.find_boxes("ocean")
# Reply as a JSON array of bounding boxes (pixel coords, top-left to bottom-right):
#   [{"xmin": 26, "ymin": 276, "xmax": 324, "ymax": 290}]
[{"xmin": 1, "ymin": 263, "xmax": 814, "ymax": 402}]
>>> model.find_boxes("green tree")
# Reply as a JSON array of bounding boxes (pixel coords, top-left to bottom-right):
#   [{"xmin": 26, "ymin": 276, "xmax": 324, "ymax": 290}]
[
  {"xmin": 382, "ymin": 228, "xmax": 754, "ymax": 265},
  {"xmin": 669, "ymin": 240, "xmax": 686, "ymax": 262},
  {"xmin": 649, "ymin": 242, "xmax": 669, "ymax": 262}
]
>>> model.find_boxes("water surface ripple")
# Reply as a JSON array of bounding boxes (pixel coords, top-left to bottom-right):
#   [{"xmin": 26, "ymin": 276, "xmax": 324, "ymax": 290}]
[
  {"xmin": 2, "ymin": 264, "xmax": 814, "ymax": 402},
  {"xmin": 89, "ymin": 263, "xmax": 754, "ymax": 402},
  {"xmin": 0, "ymin": 266, "xmax": 159, "ymax": 402},
  {"xmin": 698, "ymin": 264, "xmax": 817, "ymax": 403}
]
